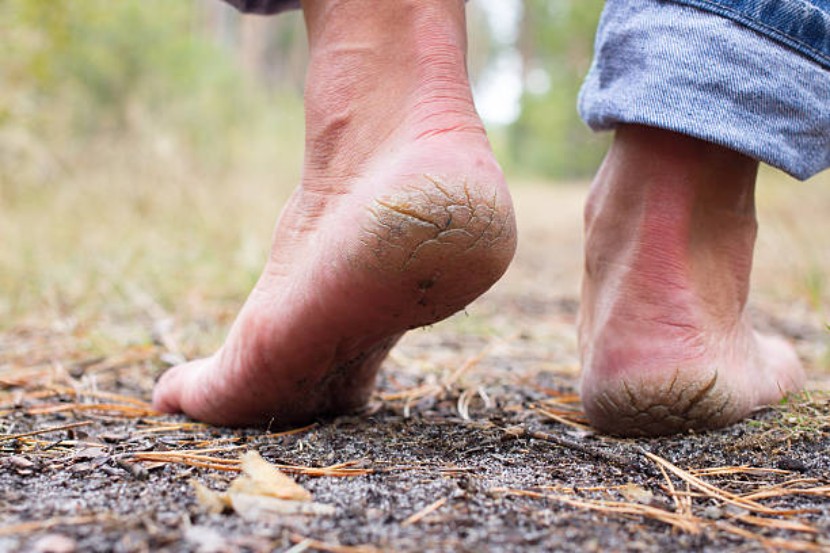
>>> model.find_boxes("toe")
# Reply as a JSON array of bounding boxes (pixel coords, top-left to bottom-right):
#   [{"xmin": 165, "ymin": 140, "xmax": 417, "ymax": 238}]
[
  {"xmin": 755, "ymin": 332, "xmax": 806, "ymax": 396},
  {"xmin": 152, "ymin": 360, "xmax": 200, "ymax": 414}
]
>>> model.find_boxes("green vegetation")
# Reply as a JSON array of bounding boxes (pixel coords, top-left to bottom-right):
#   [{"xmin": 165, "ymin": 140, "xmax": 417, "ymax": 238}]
[
  {"xmin": 508, "ymin": 0, "xmax": 608, "ymax": 178},
  {"xmin": 0, "ymin": 0, "xmax": 293, "ymax": 185},
  {"xmin": 0, "ymin": 0, "xmax": 305, "ymax": 324},
  {"xmin": 1, "ymin": 0, "xmax": 827, "ymax": 342}
]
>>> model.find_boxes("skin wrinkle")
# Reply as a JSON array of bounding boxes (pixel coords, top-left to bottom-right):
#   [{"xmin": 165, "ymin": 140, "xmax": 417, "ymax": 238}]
[{"xmin": 666, "ymin": 368, "xmax": 680, "ymax": 397}]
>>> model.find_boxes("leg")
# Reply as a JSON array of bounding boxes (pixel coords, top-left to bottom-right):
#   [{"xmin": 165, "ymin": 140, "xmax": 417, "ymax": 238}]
[
  {"xmin": 152, "ymin": 0, "xmax": 516, "ymax": 427},
  {"xmin": 579, "ymin": 125, "xmax": 805, "ymax": 436}
]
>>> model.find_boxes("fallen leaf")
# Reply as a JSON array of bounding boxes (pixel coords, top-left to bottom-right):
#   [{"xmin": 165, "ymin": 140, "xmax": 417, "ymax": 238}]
[
  {"xmin": 8, "ymin": 456, "xmax": 36, "ymax": 469},
  {"xmin": 230, "ymin": 493, "xmax": 335, "ymax": 521},
  {"xmin": 191, "ymin": 479, "xmax": 228, "ymax": 514},
  {"xmin": 184, "ymin": 525, "xmax": 228, "ymax": 553},
  {"xmin": 191, "ymin": 450, "xmax": 332, "ymax": 520},
  {"xmin": 229, "ymin": 451, "xmax": 312, "ymax": 501},
  {"xmin": 620, "ymin": 483, "xmax": 654, "ymax": 504},
  {"xmin": 33, "ymin": 533, "xmax": 76, "ymax": 553}
]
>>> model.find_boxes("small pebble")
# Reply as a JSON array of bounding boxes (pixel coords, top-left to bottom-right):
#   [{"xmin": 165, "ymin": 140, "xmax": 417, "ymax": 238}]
[
  {"xmin": 8, "ymin": 456, "xmax": 35, "ymax": 469},
  {"xmin": 703, "ymin": 505, "xmax": 723, "ymax": 520},
  {"xmin": 33, "ymin": 533, "xmax": 76, "ymax": 553},
  {"xmin": 776, "ymin": 457, "xmax": 808, "ymax": 472},
  {"xmin": 501, "ymin": 426, "xmax": 525, "ymax": 439},
  {"xmin": 366, "ymin": 508, "xmax": 385, "ymax": 520},
  {"xmin": 99, "ymin": 433, "xmax": 128, "ymax": 443}
]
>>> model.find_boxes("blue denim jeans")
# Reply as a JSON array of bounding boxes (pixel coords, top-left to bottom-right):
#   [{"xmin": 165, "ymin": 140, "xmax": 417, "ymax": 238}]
[
  {"xmin": 580, "ymin": 0, "xmax": 830, "ymax": 180},
  {"xmin": 669, "ymin": 0, "xmax": 830, "ymax": 69}
]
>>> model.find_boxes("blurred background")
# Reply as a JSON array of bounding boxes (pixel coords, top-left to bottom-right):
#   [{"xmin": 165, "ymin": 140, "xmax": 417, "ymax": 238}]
[
  {"xmin": 0, "ymin": 0, "xmax": 606, "ymax": 322},
  {"xmin": 1, "ymin": 0, "xmax": 827, "ymax": 370}
]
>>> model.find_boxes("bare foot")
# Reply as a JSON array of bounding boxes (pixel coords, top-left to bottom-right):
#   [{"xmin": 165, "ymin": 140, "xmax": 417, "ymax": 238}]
[
  {"xmin": 152, "ymin": 0, "xmax": 516, "ymax": 427},
  {"xmin": 579, "ymin": 125, "xmax": 805, "ymax": 437}
]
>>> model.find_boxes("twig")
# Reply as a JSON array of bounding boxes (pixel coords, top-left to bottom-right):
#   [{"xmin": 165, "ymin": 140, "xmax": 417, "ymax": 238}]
[
  {"xmin": 0, "ymin": 421, "xmax": 93, "ymax": 443},
  {"xmin": 262, "ymin": 423, "xmax": 318, "ymax": 439},
  {"xmin": 131, "ymin": 451, "xmax": 373, "ymax": 477},
  {"xmin": 533, "ymin": 406, "xmax": 592, "ymax": 432},
  {"xmin": 716, "ymin": 521, "xmax": 822, "ymax": 552},
  {"xmin": 491, "ymin": 488, "xmax": 702, "ymax": 534},
  {"xmin": 0, "ymin": 514, "xmax": 118, "ymax": 537},
  {"xmin": 643, "ymin": 452, "xmax": 817, "ymax": 516},
  {"xmin": 735, "ymin": 514, "xmax": 817, "ymax": 534},
  {"xmin": 289, "ymin": 534, "xmax": 382, "ymax": 553},
  {"xmin": 2, "ymin": 402, "xmax": 160, "ymax": 418},
  {"xmin": 402, "ymin": 497, "xmax": 448, "ymax": 527},
  {"xmin": 521, "ymin": 426, "xmax": 652, "ymax": 476}
]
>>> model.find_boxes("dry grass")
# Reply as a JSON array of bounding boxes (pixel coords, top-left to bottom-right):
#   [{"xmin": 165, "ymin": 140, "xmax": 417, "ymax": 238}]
[
  {"xmin": 493, "ymin": 449, "xmax": 829, "ymax": 552},
  {"xmin": 0, "ymin": 102, "xmax": 303, "ymax": 333},
  {"xmin": 1, "ymin": 117, "xmax": 829, "ymax": 550}
]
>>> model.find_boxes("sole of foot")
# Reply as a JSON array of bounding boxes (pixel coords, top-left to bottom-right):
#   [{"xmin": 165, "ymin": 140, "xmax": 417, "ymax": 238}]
[{"xmin": 152, "ymin": 136, "xmax": 516, "ymax": 427}]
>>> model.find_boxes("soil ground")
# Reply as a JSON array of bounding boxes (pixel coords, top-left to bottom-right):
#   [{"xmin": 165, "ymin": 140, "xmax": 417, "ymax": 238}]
[{"xmin": 1, "ymin": 180, "xmax": 829, "ymax": 552}]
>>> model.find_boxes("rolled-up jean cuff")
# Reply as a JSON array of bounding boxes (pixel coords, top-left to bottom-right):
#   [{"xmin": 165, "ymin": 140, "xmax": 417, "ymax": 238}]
[
  {"xmin": 223, "ymin": 0, "xmax": 299, "ymax": 15},
  {"xmin": 579, "ymin": 0, "xmax": 830, "ymax": 180}
]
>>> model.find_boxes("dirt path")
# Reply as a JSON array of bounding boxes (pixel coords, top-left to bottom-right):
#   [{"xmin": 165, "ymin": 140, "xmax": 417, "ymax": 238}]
[{"xmin": 1, "ymin": 182, "xmax": 829, "ymax": 552}]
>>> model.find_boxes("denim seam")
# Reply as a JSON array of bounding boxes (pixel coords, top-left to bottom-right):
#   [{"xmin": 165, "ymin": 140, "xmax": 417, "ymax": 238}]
[{"xmin": 665, "ymin": 0, "xmax": 830, "ymax": 69}]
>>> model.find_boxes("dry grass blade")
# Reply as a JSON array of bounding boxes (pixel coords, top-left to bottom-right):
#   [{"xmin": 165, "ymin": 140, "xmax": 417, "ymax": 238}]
[
  {"xmin": 135, "ymin": 451, "xmax": 242, "ymax": 463},
  {"xmin": 380, "ymin": 337, "xmax": 510, "ymax": 406},
  {"xmin": 692, "ymin": 466, "xmax": 793, "ymax": 477},
  {"xmin": 133, "ymin": 452, "xmax": 242, "ymax": 472},
  {"xmin": 656, "ymin": 461, "xmax": 685, "ymax": 516},
  {"xmin": 160, "ymin": 446, "xmax": 245, "ymax": 455},
  {"xmin": 534, "ymin": 484, "xmax": 627, "ymax": 494},
  {"xmin": 378, "ymin": 383, "xmax": 437, "ymax": 402},
  {"xmin": 741, "ymin": 485, "xmax": 830, "ymax": 501},
  {"xmin": 262, "ymin": 423, "xmax": 318, "ymax": 439},
  {"xmin": 735, "ymin": 515, "xmax": 818, "ymax": 534},
  {"xmin": 289, "ymin": 534, "xmax": 382, "ymax": 553},
  {"xmin": 533, "ymin": 406, "xmax": 592, "ymax": 432},
  {"xmin": 0, "ymin": 370, "xmax": 54, "ymax": 389},
  {"xmin": 2, "ymin": 402, "xmax": 160, "ymax": 417},
  {"xmin": 12, "ymin": 385, "xmax": 155, "ymax": 408},
  {"xmin": 716, "ymin": 521, "xmax": 822, "ymax": 552},
  {"xmin": 538, "ymin": 392, "xmax": 582, "ymax": 404},
  {"xmin": 643, "ymin": 452, "xmax": 816, "ymax": 516},
  {"xmin": 132, "ymin": 451, "xmax": 373, "ymax": 477},
  {"xmin": 276, "ymin": 465, "xmax": 373, "ymax": 477},
  {"xmin": 402, "ymin": 497, "xmax": 448, "ymax": 527},
  {"xmin": 0, "ymin": 515, "xmax": 119, "ymax": 537},
  {"xmin": 135, "ymin": 424, "xmax": 202, "ymax": 435},
  {"xmin": 0, "ymin": 420, "xmax": 93, "ymax": 442},
  {"xmin": 491, "ymin": 488, "xmax": 702, "ymax": 534}
]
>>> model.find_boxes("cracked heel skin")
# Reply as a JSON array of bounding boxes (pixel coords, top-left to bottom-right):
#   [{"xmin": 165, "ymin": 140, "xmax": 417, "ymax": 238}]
[
  {"xmin": 581, "ymin": 369, "xmax": 742, "ymax": 437},
  {"xmin": 354, "ymin": 172, "xmax": 516, "ymax": 325}
]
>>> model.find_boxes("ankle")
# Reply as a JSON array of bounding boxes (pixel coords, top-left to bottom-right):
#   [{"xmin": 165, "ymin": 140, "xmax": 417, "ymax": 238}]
[
  {"xmin": 588, "ymin": 126, "xmax": 757, "ymax": 223},
  {"xmin": 583, "ymin": 125, "xmax": 761, "ymax": 328},
  {"xmin": 301, "ymin": 0, "xmax": 480, "ymax": 180}
]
